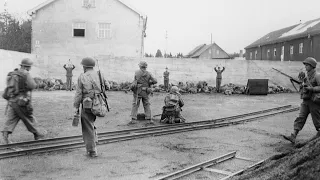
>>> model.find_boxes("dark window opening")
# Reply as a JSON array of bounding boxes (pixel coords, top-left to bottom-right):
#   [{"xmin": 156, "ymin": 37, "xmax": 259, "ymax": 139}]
[{"xmin": 74, "ymin": 29, "xmax": 85, "ymax": 37}]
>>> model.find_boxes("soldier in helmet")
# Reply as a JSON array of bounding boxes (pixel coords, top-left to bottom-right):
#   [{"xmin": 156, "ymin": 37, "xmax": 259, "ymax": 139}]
[
  {"xmin": 283, "ymin": 57, "xmax": 320, "ymax": 144},
  {"xmin": 63, "ymin": 59, "xmax": 75, "ymax": 91},
  {"xmin": 73, "ymin": 57, "xmax": 110, "ymax": 158},
  {"xmin": 160, "ymin": 86, "xmax": 185, "ymax": 124},
  {"xmin": 129, "ymin": 61, "xmax": 157, "ymax": 124},
  {"xmin": 2, "ymin": 58, "xmax": 45, "ymax": 144}
]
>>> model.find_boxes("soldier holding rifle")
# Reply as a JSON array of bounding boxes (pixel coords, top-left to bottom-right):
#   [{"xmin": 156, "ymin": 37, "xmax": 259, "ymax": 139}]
[
  {"xmin": 129, "ymin": 61, "xmax": 157, "ymax": 124},
  {"xmin": 282, "ymin": 57, "xmax": 320, "ymax": 144},
  {"xmin": 73, "ymin": 57, "xmax": 110, "ymax": 158}
]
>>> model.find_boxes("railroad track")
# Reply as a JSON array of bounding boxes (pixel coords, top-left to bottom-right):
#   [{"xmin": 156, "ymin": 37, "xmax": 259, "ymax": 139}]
[
  {"xmin": 156, "ymin": 151, "xmax": 266, "ymax": 180},
  {"xmin": 0, "ymin": 105, "xmax": 298, "ymax": 159}
]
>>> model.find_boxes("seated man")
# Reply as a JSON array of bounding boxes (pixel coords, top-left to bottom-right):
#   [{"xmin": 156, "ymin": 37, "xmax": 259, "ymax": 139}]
[{"xmin": 160, "ymin": 86, "xmax": 185, "ymax": 124}]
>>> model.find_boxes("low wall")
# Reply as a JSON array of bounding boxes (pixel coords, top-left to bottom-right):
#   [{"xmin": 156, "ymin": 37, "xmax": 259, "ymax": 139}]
[{"xmin": 1, "ymin": 49, "xmax": 313, "ymax": 91}]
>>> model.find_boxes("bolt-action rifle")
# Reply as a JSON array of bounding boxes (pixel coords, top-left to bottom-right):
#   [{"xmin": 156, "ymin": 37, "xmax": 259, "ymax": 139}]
[
  {"xmin": 272, "ymin": 67, "xmax": 302, "ymax": 92},
  {"xmin": 96, "ymin": 58, "xmax": 110, "ymax": 112}
]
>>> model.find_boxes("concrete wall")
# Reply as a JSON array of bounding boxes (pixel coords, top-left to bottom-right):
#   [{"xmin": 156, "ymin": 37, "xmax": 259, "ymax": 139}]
[
  {"xmin": 2, "ymin": 49, "xmax": 317, "ymax": 91},
  {"xmin": 31, "ymin": 0, "xmax": 144, "ymax": 57}
]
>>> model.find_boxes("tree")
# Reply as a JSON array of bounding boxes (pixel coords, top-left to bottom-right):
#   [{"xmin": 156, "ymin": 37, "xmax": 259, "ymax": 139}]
[
  {"xmin": 155, "ymin": 49, "xmax": 163, "ymax": 57},
  {"xmin": 0, "ymin": 12, "xmax": 31, "ymax": 53}
]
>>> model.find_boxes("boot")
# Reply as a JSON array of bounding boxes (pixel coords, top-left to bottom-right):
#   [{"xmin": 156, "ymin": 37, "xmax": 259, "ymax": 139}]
[
  {"xmin": 283, "ymin": 133, "xmax": 296, "ymax": 144},
  {"xmin": 2, "ymin": 131, "xmax": 10, "ymax": 144},
  {"xmin": 34, "ymin": 133, "xmax": 45, "ymax": 140}
]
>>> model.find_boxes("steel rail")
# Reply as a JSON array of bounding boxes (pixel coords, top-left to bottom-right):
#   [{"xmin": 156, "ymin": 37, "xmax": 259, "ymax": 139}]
[
  {"xmin": 0, "ymin": 106, "xmax": 298, "ymax": 159},
  {"xmin": 156, "ymin": 151, "xmax": 237, "ymax": 180},
  {"xmin": 0, "ymin": 105, "xmax": 292, "ymax": 150}
]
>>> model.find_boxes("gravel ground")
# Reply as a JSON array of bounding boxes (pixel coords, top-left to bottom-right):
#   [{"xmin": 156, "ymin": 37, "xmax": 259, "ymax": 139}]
[{"xmin": 0, "ymin": 91, "xmax": 317, "ymax": 180}]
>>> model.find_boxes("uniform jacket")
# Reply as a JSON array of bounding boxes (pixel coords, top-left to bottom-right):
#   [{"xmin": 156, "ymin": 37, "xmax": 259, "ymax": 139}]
[
  {"xmin": 74, "ymin": 69, "xmax": 110, "ymax": 109},
  {"xmin": 163, "ymin": 71, "xmax": 170, "ymax": 80},
  {"xmin": 164, "ymin": 92, "xmax": 184, "ymax": 108},
  {"xmin": 134, "ymin": 69, "xmax": 157, "ymax": 87},
  {"xmin": 64, "ymin": 64, "xmax": 75, "ymax": 77},
  {"xmin": 214, "ymin": 67, "xmax": 225, "ymax": 79},
  {"xmin": 7, "ymin": 69, "xmax": 37, "ymax": 102}
]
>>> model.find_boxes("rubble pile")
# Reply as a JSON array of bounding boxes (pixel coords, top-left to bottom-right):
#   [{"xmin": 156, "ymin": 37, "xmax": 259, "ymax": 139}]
[
  {"xmin": 32, "ymin": 78, "xmax": 295, "ymax": 95},
  {"xmin": 231, "ymin": 137, "xmax": 320, "ymax": 180}
]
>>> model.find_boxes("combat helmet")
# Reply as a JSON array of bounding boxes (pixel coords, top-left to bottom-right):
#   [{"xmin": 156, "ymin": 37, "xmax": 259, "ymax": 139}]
[
  {"xmin": 170, "ymin": 86, "xmax": 179, "ymax": 93},
  {"xmin": 303, "ymin": 57, "xmax": 317, "ymax": 68},
  {"xmin": 138, "ymin": 61, "xmax": 148, "ymax": 68},
  {"xmin": 20, "ymin": 58, "xmax": 33, "ymax": 67},
  {"xmin": 81, "ymin": 57, "xmax": 95, "ymax": 67}
]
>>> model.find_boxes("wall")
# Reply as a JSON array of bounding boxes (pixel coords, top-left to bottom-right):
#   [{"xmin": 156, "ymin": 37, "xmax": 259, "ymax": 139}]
[
  {"xmin": 2, "ymin": 49, "xmax": 316, "ymax": 91},
  {"xmin": 31, "ymin": 0, "xmax": 144, "ymax": 57}
]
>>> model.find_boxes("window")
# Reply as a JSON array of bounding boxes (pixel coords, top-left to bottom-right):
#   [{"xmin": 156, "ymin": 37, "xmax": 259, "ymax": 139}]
[
  {"xmin": 290, "ymin": 45, "xmax": 294, "ymax": 55},
  {"xmin": 98, "ymin": 23, "xmax": 111, "ymax": 38},
  {"xmin": 255, "ymin": 50, "xmax": 257, "ymax": 59},
  {"xmin": 267, "ymin": 49, "xmax": 270, "ymax": 59},
  {"xmin": 83, "ymin": 0, "xmax": 95, "ymax": 7},
  {"xmin": 209, "ymin": 49, "xmax": 211, "ymax": 54},
  {"xmin": 250, "ymin": 52, "xmax": 252, "ymax": 59},
  {"xmin": 73, "ymin": 22, "xmax": 86, "ymax": 37},
  {"xmin": 274, "ymin": 48, "xmax": 276, "ymax": 56},
  {"xmin": 299, "ymin": 43, "xmax": 303, "ymax": 53},
  {"xmin": 217, "ymin": 50, "xmax": 220, "ymax": 55}
]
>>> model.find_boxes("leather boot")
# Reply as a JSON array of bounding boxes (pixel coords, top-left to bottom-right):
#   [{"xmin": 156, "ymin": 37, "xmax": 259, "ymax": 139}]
[
  {"xmin": 283, "ymin": 133, "xmax": 296, "ymax": 144},
  {"xmin": 2, "ymin": 131, "xmax": 9, "ymax": 144}
]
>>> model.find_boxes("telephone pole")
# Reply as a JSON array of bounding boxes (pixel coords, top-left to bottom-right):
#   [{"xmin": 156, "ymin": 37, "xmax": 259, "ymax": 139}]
[{"xmin": 165, "ymin": 30, "xmax": 168, "ymax": 58}]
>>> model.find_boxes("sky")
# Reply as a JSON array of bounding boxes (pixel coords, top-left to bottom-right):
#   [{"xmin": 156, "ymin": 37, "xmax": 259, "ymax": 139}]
[{"xmin": 1, "ymin": 0, "xmax": 320, "ymax": 55}]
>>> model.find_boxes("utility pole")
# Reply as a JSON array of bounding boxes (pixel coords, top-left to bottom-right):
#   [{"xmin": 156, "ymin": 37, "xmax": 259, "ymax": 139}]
[{"xmin": 165, "ymin": 30, "xmax": 168, "ymax": 58}]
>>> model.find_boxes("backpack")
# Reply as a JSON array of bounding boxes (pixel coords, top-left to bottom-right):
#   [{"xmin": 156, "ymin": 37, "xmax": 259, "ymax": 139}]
[
  {"xmin": 2, "ymin": 70, "xmax": 26, "ymax": 100},
  {"xmin": 87, "ymin": 73, "xmax": 108, "ymax": 117}
]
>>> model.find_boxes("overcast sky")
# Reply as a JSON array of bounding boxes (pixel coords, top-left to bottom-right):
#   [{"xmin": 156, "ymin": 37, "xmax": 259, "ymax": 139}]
[{"xmin": 2, "ymin": 0, "xmax": 320, "ymax": 55}]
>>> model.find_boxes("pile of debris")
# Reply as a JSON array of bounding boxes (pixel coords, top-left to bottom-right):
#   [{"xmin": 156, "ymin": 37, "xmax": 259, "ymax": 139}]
[
  {"xmin": 32, "ymin": 78, "xmax": 294, "ymax": 95},
  {"xmin": 231, "ymin": 137, "xmax": 320, "ymax": 180}
]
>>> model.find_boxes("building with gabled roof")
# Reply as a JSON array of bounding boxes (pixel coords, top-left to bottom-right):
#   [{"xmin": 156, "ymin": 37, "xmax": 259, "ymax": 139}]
[
  {"xmin": 27, "ymin": 0, "xmax": 147, "ymax": 57},
  {"xmin": 185, "ymin": 43, "xmax": 230, "ymax": 59},
  {"xmin": 245, "ymin": 17, "xmax": 320, "ymax": 61}
]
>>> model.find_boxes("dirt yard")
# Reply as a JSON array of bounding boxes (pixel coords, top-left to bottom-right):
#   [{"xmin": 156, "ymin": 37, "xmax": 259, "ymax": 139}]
[{"xmin": 0, "ymin": 91, "xmax": 317, "ymax": 180}]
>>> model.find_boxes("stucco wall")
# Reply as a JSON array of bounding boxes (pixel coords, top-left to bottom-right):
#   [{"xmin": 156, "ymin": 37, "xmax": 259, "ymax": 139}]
[
  {"xmin": 1, "ymin": 49, "xmax": 315, "ymax": 91},
  {"xmin": 31, "ymin": 0, "xmax": 144, "ymax": 57}
]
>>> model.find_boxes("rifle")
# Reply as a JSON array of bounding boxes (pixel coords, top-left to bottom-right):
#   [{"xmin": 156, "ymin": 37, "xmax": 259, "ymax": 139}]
[
  {"xmin": 95, "ymin": 58, "xmax": 110, "ymax": 112},
  {"xmin": 272, "ymin": 67, "xmax": 301, "ymax": 92}
]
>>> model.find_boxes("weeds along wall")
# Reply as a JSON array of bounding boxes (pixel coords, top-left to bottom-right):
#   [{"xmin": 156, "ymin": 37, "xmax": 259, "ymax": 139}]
[{"xmin": 1, "ymin": 49, "xmax": 315, "ymax": 91}]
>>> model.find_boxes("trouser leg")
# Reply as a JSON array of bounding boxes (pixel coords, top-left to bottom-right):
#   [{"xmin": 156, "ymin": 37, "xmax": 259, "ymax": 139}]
[
  {"xmin": 309, "ymin": 101, "xmax": 320, "ymax": 131},
  {"xmin": 81, "ymin": 109, "xmax": 97, "ymax": 153},
  {"xmin": 11, "ymin": 103, "xmax": 40, "ymax": 134},
  {"xmin": 216, "ymin": 78, "xmax": 221, "ymax": 92},
  {"xmin": 66, "ymin": 77, "xmax": 71, "ymax": 90},
  {"xmin": 130, "ymin": 95, "xmax": 140, "ymax": 120},
  {"xmin": 2, "ymin": 104, "xmax": 20, "ymax": 133},
  {"xmin": 293, "ymin": 101, "xmax": 310, "ymax": 131},
  {"xmin": 142, "ymin": 96, "xmax": 151, "ymax": 119}
]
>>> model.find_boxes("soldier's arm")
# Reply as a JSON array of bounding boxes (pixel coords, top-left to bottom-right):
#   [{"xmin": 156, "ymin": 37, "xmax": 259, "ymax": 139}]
[
  {"xmin": 63, "ymin": 64, "xmax": 67, "ymax": 70},
  {"xmin": 149, "ymin": 74, "xmax": 157, "ymax": 85},
  {"xmin": 26, "ymin": 73, "xmax": 37, "ymax": 90},
  {"xmin": 222, "ymin": 67, "xmax": 225, "ymax": 72},
  {"xmin": 179, "ymin": 96, "xmax": 184, "ymax": 108},
  {"xmin": 73, "ymin": 75, "xmax": 83, "ymax": 109},
  {"xmin": 72, "ymin": 65, "xmax": 75, "ymax": 70},
  {"xmin": 312, "ymin": 74, "xmax": 320, "ymax": 93},
  {"xmin": 214, "ymin": 67, "xmax": 217, "ymax": 72}
]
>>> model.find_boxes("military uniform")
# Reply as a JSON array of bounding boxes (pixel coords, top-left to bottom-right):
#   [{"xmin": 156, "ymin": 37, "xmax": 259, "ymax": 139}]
[
  {"xmin": 163, "ymin": 68, "xmax": 170, "ymax": 91},
  {"xmin": 283, "ymin": 57, "xmax": 320, "ymax": 144},
  {"xmin": 64, "ymin": 64, "xmax": 75, "ymax": 91},
  {"xmin": 161, "ymin": 87, "xmax": 185, "ymax": 124},
  {"xmin": 214, "ymin": 67, "xmax": 225, "ymax": 92},
  {"xmin": 130, "ymin": 62, "xmax": 157, "ymax": 121},
  {"xmin": 74, "ymin": 57, "xmax": 109, "ymax": 157},
  {"xmin": 2, "ymin": 58, "xmax": 44, "ymax": 144}
]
